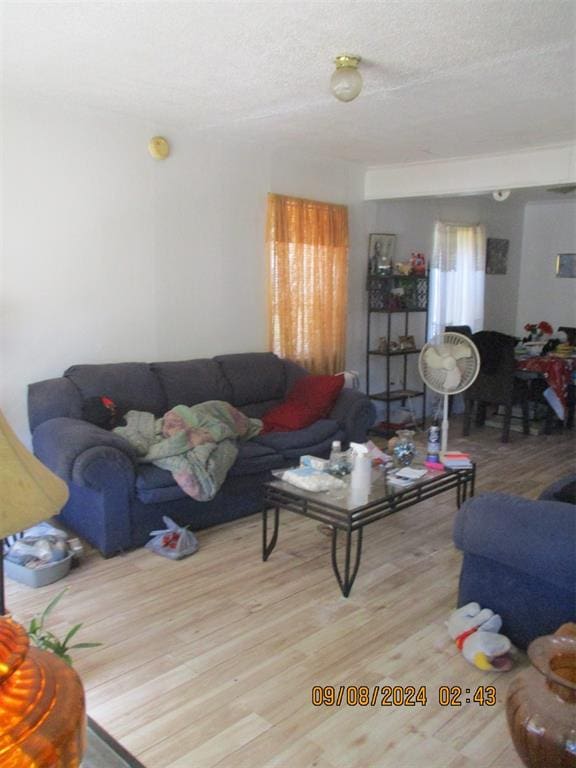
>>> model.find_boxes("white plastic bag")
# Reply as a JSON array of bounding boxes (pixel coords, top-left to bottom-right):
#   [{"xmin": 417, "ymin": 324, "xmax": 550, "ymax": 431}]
[
  {"xmin": 281, "ymin": 467, "xmax": 345, "ymax": 492},
  {"xmin": 146, "ymin": 516, "xmax": 199, "ymax": 560}
]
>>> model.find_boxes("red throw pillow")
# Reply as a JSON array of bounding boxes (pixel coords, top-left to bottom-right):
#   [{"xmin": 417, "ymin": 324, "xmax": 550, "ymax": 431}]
[{"xmin": 262, "ymin": 374, "xmax": 344, "ymax": 432}]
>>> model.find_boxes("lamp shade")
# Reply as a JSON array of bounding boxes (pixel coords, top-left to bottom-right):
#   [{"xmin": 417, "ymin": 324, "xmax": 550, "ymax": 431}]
[{"xmin": 0, "ymin": 410, "xmax": 69, "ymax": 539}]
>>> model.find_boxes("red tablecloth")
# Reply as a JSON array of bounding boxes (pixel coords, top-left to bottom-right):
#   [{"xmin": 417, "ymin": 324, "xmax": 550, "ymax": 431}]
[{"xmin": 516, "ymin": 356, "xmax": 575, "ymax": 416}]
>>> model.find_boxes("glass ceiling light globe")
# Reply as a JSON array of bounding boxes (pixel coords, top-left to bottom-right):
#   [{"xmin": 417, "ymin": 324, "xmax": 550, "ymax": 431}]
[
  {"xmin": 492, "ymin": 189, "xmax": 511, "ymax": 201},
  {"xmin": 331, "ymin": 55, "xmax": 362, "ymax": 102}
]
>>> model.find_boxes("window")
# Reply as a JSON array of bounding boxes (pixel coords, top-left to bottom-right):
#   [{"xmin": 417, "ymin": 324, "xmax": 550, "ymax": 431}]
[
  {"xmin": 428, "ymin": 220, "xmax": 486, "ymax": 339},
  {"xmin": 266, "ymin": 193, "xmax": 349, "ymax": 373}
]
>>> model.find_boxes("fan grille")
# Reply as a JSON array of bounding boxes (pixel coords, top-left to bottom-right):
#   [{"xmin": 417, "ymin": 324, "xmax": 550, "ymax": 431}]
[{"xmin": 418, "ymin": 333, "xmax": 480, "ymax": 395}]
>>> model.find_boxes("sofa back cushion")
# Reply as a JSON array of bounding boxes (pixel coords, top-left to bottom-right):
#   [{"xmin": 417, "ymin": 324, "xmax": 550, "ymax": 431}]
[
  {"xmin": 65, "ymin": 363, "xmax": 166, "ymax": 417},
  {"xmin": 152, "ymin": 359, "xmax": 232, "ymax": 409},
  {"xmin": 28, "ymin": 377, "xmax": 83, "ymax": 432},
  {"xmin": 214, "ymin": 353, "xmax": 287, "ymax": 406}
]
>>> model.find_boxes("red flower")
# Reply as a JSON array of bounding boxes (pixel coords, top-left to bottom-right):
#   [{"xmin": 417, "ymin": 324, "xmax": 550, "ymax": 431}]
[
  {"xmin": 524, "ymin": 323, "xmax": 536, "ymax": 333},
  {"xmin": 538, "ymin": 321, "xmax": 553, "ymax": 335}
]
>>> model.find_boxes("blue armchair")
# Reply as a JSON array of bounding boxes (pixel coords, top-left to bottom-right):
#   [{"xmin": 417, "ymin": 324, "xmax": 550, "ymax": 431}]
[{"xmin": 453, "ymin": 476, "xmax": 576, "ymax": 649}]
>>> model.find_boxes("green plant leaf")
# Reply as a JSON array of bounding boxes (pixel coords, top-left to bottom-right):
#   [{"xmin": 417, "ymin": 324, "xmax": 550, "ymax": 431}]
[
  {"xmin": 62, "ymin": 623, "xmax": 83, "ymax": 645},
  {"xmin": 40, "ymin": 587, "xmax": 68, "ymax": 622},
  {"xmin": 25, "ymin": 589, "xmax": 102, "ymax": 667},
  {"xmin": 69, "ymin": 642, "xmax": 103, "ymax": 650}
]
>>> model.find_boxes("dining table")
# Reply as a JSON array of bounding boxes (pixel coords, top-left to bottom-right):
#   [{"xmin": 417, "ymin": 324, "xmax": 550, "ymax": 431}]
[{"xmin": 515, "ymin": 354, "xmax": 576, "ymax": 422}]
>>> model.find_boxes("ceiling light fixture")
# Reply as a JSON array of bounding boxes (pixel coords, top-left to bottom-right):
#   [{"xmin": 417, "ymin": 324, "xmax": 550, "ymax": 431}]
[
  {"xmin": 492, "ymin": 190, "xmax": 511, "ymax": 202},
  {"xmin": 330, "ymin": 54, "xmax": 363, "ymax": 102}
]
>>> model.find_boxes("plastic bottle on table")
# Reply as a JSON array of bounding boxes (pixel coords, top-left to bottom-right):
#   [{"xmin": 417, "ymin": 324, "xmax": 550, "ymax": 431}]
[{"xmin": 328, "ymin": 440, "xmax": 345, "ymax": 476}]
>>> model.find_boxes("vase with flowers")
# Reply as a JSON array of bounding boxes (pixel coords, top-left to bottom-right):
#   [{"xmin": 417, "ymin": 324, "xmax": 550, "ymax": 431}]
[
  {"xmin": 522, "ymin": 321, "xmax": 553, "ymax": 357},
  {"xmin": 523, "ymin": 321, "xmax": 553, "ymax": 343}
]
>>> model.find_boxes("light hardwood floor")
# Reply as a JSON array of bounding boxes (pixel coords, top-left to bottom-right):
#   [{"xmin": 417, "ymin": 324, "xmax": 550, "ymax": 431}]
[{"xmin": 6, "ymin": 416, "xmax": 575, "ymax": 768}]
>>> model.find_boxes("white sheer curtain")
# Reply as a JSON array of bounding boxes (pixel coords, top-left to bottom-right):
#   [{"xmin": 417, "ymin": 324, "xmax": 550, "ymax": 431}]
[{"xmin": 428, "ymin": 221, "xmax": 486, "ymax": 339}]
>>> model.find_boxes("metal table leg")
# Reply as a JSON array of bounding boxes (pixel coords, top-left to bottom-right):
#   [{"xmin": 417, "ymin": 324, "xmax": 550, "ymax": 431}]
[
  {"xmin": 262, "ymin": 506, "xmax": 280, "ymax": 561},
  {"xmin": 331, "ymin": 527, "xmax": 364, "ymax": 597}
]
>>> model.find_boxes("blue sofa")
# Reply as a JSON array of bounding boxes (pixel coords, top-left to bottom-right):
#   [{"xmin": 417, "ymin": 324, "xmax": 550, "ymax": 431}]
[
  {"xmin": 453, "ymin": 476, "xmax": 576, "ymax": 649},
  {"xmin": 29, "ymin": 352, "xmax": 375, "ymax": 557}
]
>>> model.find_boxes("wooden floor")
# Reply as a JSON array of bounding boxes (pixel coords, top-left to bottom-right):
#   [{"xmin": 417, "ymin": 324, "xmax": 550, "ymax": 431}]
[{"xmin": 6, "ymin": 416, "xmax": 575, "ymax": 768}]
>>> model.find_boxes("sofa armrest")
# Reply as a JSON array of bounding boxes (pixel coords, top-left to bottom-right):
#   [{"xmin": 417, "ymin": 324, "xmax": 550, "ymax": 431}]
[
  {"xmin": 329, "ymin": 389, "xmax": 376, "ymax": 445},
  {"xmin": 453, "ymin": 492, "xmax": 576, "ymax": 589},
  {"xmin": 32, "ymin": 417, "xmax": 138, "ymax": 485}
]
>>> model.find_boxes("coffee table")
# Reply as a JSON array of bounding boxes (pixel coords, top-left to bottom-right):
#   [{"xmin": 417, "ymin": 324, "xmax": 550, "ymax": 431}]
[
  {"xmin": 262, "ymin": 465, "xmax": 475, "ymax": 597},
  {"xmin": 83, "ymin": 716, "xmax": 146, "ymax": 767}
]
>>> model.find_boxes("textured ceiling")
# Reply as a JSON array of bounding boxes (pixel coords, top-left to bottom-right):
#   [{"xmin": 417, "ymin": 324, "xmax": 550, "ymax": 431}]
[{"xmin": 2, "ymin": 0, "xmax": 575, "ymax": 165}]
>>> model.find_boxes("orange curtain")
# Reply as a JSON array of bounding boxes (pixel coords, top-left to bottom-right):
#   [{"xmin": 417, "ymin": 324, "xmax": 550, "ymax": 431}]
[{"xmin": 266, "ymin": 193, "xmax": 349, "ymax": 374}]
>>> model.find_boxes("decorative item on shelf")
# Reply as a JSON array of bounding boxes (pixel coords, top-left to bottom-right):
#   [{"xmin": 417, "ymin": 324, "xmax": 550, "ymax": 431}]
[
  {"xmin": 0, "ymin": 614, "xmax": 86, "ymax": 767},
  {"xmin": 506, "ymin": 625, "xmax": 576, "ymax": 768},
  {"xmin": 378, "ymin": 337, "xmax": 389, "ymax": 353},
  {"xmin": 399, "ymin": 334, "xmax": 416, "ymax": 351},
  {"xmin": 393, "ymin": 262, "xmax": 412, "ymax": 276},
  {"xmin": 390, "ymin": 429, "xmax": 416, "ymax": 467},
  {"xmin": 389, "ymin": 286, "xmax": 405, "ymax": 311},
  {"xmin": 410, "ymin": 252, "xmax": 426, "ymax": 276},
  {"xmin": 368, "ymin": 233, "xmax": 395, "ymax": 276}
]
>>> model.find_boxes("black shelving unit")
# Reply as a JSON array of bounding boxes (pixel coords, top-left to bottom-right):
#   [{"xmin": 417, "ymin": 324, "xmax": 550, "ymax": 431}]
[{"xmin": 366, "ymin": 273, "xmax": 429, "ymax": 436}]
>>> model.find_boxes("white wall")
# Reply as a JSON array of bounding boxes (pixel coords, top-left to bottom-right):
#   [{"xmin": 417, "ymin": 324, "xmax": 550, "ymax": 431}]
[
  {"xmin": 516, "ymin": 200, "xmax": 576, "ymax": 335},
  {"xmin": 1, "ymin": 97, "xmax": 366, "ymax": 441},
  {"xmin": 365, "ymin": 144, "xmax": 576, "ymax": 200}
]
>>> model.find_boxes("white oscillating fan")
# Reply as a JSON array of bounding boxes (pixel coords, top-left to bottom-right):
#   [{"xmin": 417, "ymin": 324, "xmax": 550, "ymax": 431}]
[{"xmin": 418, "ymin": 332, "xmax": 480, "ymax": 456}]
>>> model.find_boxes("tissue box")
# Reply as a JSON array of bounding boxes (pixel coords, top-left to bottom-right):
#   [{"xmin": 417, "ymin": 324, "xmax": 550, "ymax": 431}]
[
  {"xmin": 300, "ymin": 455, "xmax": 330, "ymax": 471},
  {"xmin": 4, "ymin": 554, "xmax": 72, "ymax": 588}
]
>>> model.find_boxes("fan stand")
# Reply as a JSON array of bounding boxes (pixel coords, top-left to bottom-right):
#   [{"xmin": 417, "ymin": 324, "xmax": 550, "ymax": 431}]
[{"xmin": 441, "ymin": 393, "xmax": 449, "ymax": 457}]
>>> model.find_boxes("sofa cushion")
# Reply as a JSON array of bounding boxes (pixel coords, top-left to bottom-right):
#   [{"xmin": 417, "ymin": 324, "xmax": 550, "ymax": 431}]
[
  {"xmin": 228, "ymin": 442, "xmax": 285, "ymax": 476},
  {"xmin": 151, "ymin": 359, "xmax": 232, "ymax": 408},
  {"xmin": 215, "ymin": 353, "xmax": 286, "ymax": 406},
  {"xmin": 239, "ymin": 399, "xmax": 283, "ymax": 419},
  {"xmin": 262, "ymin": 374, "xmax": 344, "ymax": 432},
  {"xmin": 282, "ymin": 430, "xmax": 343, "ymax": 460},
  {"xmin": 253, "ymin": 419, "xmax": 339, "ymax": 457},
  {"xmin": 65, "ymin": 363, "xmax": 166, "ymax": 417}
]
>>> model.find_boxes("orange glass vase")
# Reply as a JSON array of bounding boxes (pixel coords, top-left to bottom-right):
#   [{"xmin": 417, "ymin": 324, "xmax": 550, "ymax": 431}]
[
  {"xmin": 506, "ymin": 633, "xmax": 576, "ymax": 768},
  {"xmin": 0, "ymin": 615, "xmax": 86, "ymax": 767}
]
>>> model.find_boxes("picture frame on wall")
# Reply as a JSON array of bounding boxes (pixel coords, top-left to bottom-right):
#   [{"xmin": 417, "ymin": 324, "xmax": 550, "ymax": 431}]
[
  {"xmin": 486, "ymin": 238, "xmax": 509, "ymax": 275},
  {"xmin": 556, "ymin": 253, "xmax": 576, "ymax": 278},
  {"xmin": 368, "ymin": 233, "xmax": 396, "ymax": 276}
]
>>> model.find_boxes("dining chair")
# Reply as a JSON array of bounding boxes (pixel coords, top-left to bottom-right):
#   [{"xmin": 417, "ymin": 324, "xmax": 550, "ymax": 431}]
[
  {"xmin": 462, "ymin": 330, "xmax": 530, "ymax": 442},
  {"xmin": 445, "ymin": 324, "xmax": 472, "ymax": 338},
  {"xmin": 558, "ymin": 326, "xmax": 576, "ymax": 345}
]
